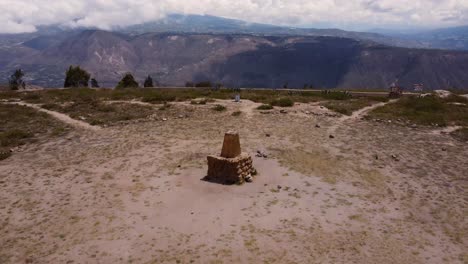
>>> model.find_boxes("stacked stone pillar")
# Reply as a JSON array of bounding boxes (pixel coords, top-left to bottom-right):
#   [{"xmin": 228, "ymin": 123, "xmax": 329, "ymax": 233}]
[{"xmin": 207, "ymin": 131, "xmax": 255, "ymax": 184}]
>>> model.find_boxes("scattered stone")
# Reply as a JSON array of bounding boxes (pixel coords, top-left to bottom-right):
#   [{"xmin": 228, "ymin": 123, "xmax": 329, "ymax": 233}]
[
  {"xmin": 256, "ymin": 150, "xmax": 268, "ymax": 158},
  {"xmin": 178, "ymin": 115, "xmax": 184, "ymax": 119},
  {"xmin": 305, "ymin": 111, "xmax": 311, "ymax": 115},
  {"xmin": 265, "ymin": 133, "xmax": 271, "ymax": 137},
  {"xmin": 162, "ymin": 118, "xmax": 168, "ymax": 121},
  {"xmin": 280, "ymin": 110, "xmax": 287, "ymax": 114},
  {"xmin": 245, "ymin": 175, "xmax": 253, "ymax": 183},
  {"xmin": 374, "ymin": 154, "xmax": 379, "ymax": 160},
  {"xmin": 391, "ymin": 154, "xmax": 400, "ymax": 161},
  {"xmin": 442, "ymin": 147, "xmax": 447, "ymax": 152},
  {"xmin": 329, "ymin": 135, "xmax": 335, "ymax": 139},
  {"xmin": 315, "ymin": 124, "xmax": 321, "ymax": 128},
  {"xmin": 277, "ymin": 185, "xmax": 282, "ymax": 190}
]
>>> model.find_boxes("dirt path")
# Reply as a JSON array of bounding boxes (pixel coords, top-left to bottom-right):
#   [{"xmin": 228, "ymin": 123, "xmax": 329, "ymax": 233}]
[
  {"xmin": 429, "ymin": 125, "xmax": 463, "ymax": 135},
  {"xmin": 4, "ymin": 102, "xmax": 100, "ymax": 131},
  {"xmin": 105, "ymin": 100, "xmax": 156, "ymax": 107},
  {"xmin": 328, "ymin": 100, "xmax": 396, "ymax": 134}
]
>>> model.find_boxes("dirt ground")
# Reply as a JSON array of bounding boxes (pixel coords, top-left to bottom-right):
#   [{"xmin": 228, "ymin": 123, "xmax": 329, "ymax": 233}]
[{"xmin": 0, "ymin": 99, "xmax": 467, "ymax": 264}]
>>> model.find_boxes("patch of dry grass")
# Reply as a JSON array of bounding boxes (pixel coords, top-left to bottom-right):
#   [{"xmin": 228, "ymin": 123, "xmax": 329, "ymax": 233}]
[
  {"xmin": 322, "ymin": 97, "xmax": 389, "ymax": 116},
  {"xmin": 450, "ymin": 127, "xmax": 468, "ymax": 142},
  {"xmin": 0, "ymin": 104, "xmax": 69, "ymax": 160},
  {"xmin": 42, "ymin": 100, "xmax": 155, "ymax": 126},
  {"xmin": 369, "ymin": 95, "xmax": 468, "ymax": 126}
]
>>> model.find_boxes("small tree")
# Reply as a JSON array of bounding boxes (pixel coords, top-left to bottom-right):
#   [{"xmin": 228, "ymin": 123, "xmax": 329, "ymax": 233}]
[
  {"xmin": 116, "ymin": 73, "xmax": 139, "ymax": 89},
  {"xmin": 143, "ymin": 75, "xmax": 154, "ymax": 88},
  {"xmin": 64, "ymin": 66, "xmax": 90, "ymax": 88},
  {"xmin": 90, "ymin": 78, "xmax": 100, "ymax": 88},
  {"xmin": 9, "ymin": 69, "xmax": 26, "ymax": 90}
]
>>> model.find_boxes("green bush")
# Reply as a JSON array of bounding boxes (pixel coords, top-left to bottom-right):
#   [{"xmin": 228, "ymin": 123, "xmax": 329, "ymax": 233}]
[
  {"xmin": 257, "ymin": 104, "xmax": 274, "ymax": 110},
  {"xmin": 116, "ymin": 73, "xmax": 139, "ymax": 89},
  {"xmin": 64, "ymin": 66, "xmax": 91, "ymax": 88},
  {"xmin": 271, "ymin": 98, "xmax": 294, "ymax": 107}
]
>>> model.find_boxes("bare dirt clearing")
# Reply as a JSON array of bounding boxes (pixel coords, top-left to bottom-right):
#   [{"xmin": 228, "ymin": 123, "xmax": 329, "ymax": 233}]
[{"xmin": 0, "ymin": 95, "xmax": 467, "ymax": 264}]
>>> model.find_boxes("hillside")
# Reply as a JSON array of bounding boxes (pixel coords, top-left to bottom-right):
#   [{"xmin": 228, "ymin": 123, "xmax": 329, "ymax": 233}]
[{"xmin": 1, "ymin": 30, "xmax": 468, "ymax": 90}]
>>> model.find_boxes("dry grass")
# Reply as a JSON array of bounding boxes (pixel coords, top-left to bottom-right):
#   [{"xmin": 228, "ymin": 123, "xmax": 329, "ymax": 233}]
[
  {"xmin": 42, "ymin": 100, "xmax": 155, "ymax": 126},
  {"xmin": 451, "ymin": 127, "xmax": 468, "ymax": 142},
  {"xmin": 322, "ymin": 97, "xmax": 389, "ymax": 116},
  {"xmin": 0, "ymin": 104, "xmax": 69, "ymax": 160},
  {"xmin": 368, "ymin": 95, "xmax": 468, "ymax": 126}
]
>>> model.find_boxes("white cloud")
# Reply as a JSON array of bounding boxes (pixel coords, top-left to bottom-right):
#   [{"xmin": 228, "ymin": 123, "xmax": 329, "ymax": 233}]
[{"xmin": 0, "ymin": 0, "xmax": 467, "ymax": 33}]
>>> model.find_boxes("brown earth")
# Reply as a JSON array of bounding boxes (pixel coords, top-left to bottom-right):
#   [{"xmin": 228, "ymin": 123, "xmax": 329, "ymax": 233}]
[{"xmin": 0, "ymin": 99, "xmax": 467, "ymax": 264}]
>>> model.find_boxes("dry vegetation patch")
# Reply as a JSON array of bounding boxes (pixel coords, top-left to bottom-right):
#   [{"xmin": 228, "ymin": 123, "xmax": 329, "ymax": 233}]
[
  {"xmin": 0, "ymin": 104, "xmax": 69, "ymax": 160},
  {"xmin": 322, "ymin": 97, "xmax": 389, "ymax": 116},
  {"xmin": 41, "ymin": 100, "xmax": 155, "ymax": 126},
  {"xmin": 368, "ymin": 95, "xmax": 468, "ymax": 126}
]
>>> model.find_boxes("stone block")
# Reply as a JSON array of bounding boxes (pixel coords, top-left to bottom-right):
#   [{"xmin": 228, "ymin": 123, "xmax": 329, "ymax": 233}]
[
  {"xmin": 206, "ymin": 153, "xmax": 255, "ymax": 184},
  {"xmin": 220, "ymin": 131, "xmax": 241, "ymax": 158}
]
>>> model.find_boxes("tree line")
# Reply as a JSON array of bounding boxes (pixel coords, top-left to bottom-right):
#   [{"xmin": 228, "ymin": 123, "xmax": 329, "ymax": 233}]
[{"xmin": 6, "ymin": 66, "xmax": 160, "ymax": 90}]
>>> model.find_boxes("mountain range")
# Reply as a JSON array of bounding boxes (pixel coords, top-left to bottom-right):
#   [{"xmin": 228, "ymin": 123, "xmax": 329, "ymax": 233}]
[{"xmin": 1, "ymin": 14, "xmax": 468, "ymax": 90}]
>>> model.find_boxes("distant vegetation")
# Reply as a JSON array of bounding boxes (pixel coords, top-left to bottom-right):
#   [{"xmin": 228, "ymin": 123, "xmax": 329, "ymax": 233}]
[
  {"xmin": 369, "ymin": 95, "xmax": 468, "ymax": 126},
  {"xmin": 9, "ymin": 69, "xmax": 26, "ymax": 90},
  {"xmin": 271, "ymin": 98, "xmax": 294, "ymax": 107},
  {"xmin": 144, "ymin": 75, "xmax": 154, "ymax": 88},
  {"xmin": 64, "ymin": 66, "xmax": 90, "ymax": 88},
  {"xmin": 91, "ymin": 78, "xmax": 100, "ymax": 88},
  {"xmin": 116, "ymin": 73, "xmax": 139, "ymax": 89}
]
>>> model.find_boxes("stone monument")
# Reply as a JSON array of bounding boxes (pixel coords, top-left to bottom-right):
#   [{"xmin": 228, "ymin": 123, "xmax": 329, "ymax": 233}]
[{"xmin": 206, "ymin": 131, "xmax": 255, "ymax": 184}]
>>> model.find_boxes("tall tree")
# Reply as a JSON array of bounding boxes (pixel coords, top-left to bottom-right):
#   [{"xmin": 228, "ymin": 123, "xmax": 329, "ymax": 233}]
[
  {"xmin": 116, "ymin": 73, "xmax": 139, "ymax": 89},
  {"xmin": 64, "ymin": 66, "xmax": 90, "ymax": 88},
  {"xmin": 90, "ymin": 78, "xmax": 100, "ymax": 88},
  {"xmin": 143, "ymin": 75, "xmax": 154, "ymax": 88},
  {"xmin": 9, "ymin": 69, "xmax": 26, "ymax": 90}
]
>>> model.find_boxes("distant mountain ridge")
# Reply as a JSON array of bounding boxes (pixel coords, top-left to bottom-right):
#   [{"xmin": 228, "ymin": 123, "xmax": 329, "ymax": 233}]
[{"xmin": 1, "ymin": 29, "xmax": 468, "ymax": 90}]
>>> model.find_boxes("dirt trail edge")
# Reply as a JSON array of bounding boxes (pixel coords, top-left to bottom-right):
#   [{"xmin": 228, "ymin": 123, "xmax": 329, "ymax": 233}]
[
  {"xmin": 328, "ymin": 100, "xmax": 397, "ymax": 134},
  {"xmin": 3, "ymin": 102, "xmax": 101, "ymax": 131}
]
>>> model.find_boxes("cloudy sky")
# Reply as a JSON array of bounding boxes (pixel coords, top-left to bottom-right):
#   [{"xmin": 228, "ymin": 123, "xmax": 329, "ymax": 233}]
[{"xmin": 1, "ymin": 0, "xmax": 468, "ymax": 33}]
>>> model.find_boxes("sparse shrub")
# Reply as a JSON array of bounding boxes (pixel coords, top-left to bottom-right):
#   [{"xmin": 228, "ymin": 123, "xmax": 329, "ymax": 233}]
[
  {"xmin": 159, "ymin": 102, "xmax": 171, "ymax": 111},
  {"xmin": 64, "ymin": 66, "xmax": 90, "ymax": 88},
  {"xmin": 116, "ymin": 73, "xmax": 139, "ymax": 89},
  {"xmin": 451, "ymin": 127, "xmax": 468, "ymax": 142},
  {"xmin": 212, "ymin": 104, "xmax": 226, "ymax": 111},
  {"xmin": 320, "ymin": 90, "xmax": 352, "ymax": 100},
  {"xmin": 0, "ymin": 129, "xmax": 33, "ymax": 147},
  {"xmin": 185, "ymin": 82, "xmax": 195, "ymax": 87},
  {"xmin": 0, "ymin": 148, "xmax": 11, "ymax": 160},
  {"xmin": 232, "ymin": 111, "xmax": 242, "ymax": 116},
  {"xmin": 22, "ymin": 93, "xmax": 41, "ymax": 102},
  {"xmin": 195, "ymin": 81, "xmax": 212, "ymax": 88},
  {"xmin": 141, "ymin": 93, "xmax": 176, "ymax": 104},
  {"xmin": 271, "ymin": 98, "xmax": 294, "ymax": 107},
  {"xmin": 9, "ymin": 69, "xmax": 26, "ymax": 90},
  {"xmin": 90, "ymin": 78, "xmax": 100, "ymax": 88},
  {"xmin": 144, "ymin": 75, "xmax": 154, "ymax": 88},
  {"xmin": 41, "ymin": 103, "xmax": 61, "ymax": 110},
  {"xmin": 257, "ymin": 104, "xmax": 274, "ymax": 110}
]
